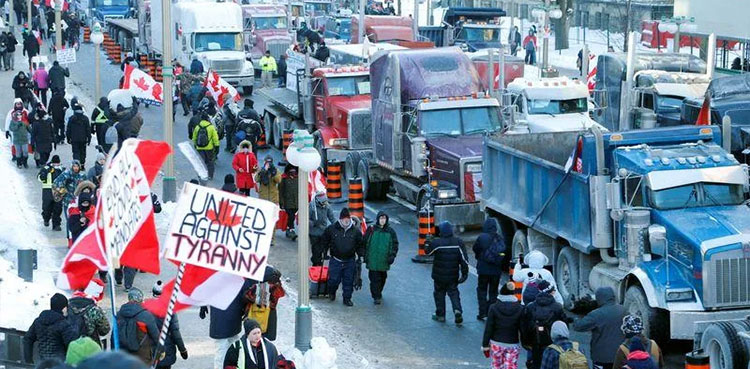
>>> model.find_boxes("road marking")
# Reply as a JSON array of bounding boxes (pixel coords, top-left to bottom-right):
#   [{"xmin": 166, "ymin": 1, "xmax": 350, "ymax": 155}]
[{"xmin": 386, "ymin": 193, "xmax": 417, "ymax": 211}]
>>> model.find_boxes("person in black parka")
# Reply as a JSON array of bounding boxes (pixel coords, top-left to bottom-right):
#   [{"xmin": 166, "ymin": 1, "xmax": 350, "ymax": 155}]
[
  {"xmin": 30, "ymin": 103, "xmax": 56, "ymax": 166},
  {"xmin": 66, "ymin": 100, "xmax": 91, "ymax": 167},
  {"xmin": 48, "ymin": 61, "xmax": 70, "ymax": 94},
  {"xmin": 472, "ymin": 218, "xmax": 505, "ymax": 320},
  {"xmin": 151, "ymin": 283, "xmax": 188, "ymax": 369},
  {"xmin": 426, "ymin": 221, "xmax": 469, "ymax": 325},
  {"xmin": 23, "ymin": 293, "xmax": 78, "ymax": 364},
  {"xmin": 320, "ymin": 208, "xmax": 365, "ymax": 306},
  {"xmin": 521, "ymin": 280, "xmax": 569, "ymax": 369},
  {"xmin": 482, "ymin": 282, "xmax": 525, "ymax": 367},
  {"xmin": 48, "ymin": 91, "xmax": 69, "ymax": 144}
]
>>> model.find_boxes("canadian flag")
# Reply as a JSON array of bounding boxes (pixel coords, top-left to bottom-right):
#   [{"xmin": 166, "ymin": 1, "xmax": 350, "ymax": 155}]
[
  {"xmin": 56, "ymin": 203, "xmax": 107, "ymax": 291},
  {"xmin": 122, "ymin": 64, "xmax": 164, "ymax": 105},
  {"xmin": 587, "ymin": 53, "xmax": 597, "ymax": 92},
  {"xmin": 308, "ymin": 169, "xmax": 327, "ymax": 200},
  {"xmin": 204, "ymin": 70, "xmax": 241, "ymax": 107},
  {"xmin": 143, "ymin": 264, "xmax": 246, "ymax": 318},
  {"xmin": 564, "ymin": 136, "xmax": 585, "ymax": 174}
]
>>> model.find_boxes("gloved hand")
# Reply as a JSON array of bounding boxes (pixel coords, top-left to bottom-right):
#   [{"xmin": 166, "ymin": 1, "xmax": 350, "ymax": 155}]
[
  {"xmin": 5, "ymin": 131, "xmax": 9, "ymax": 139},
  {"xmin": 180, "ymin": 349, "xmax": 188, "ymax": 360},
  {"xmin": 457, "ymin": 273, "xmax": 468, "ymax": 284},
  {"xmin": 199, "ymin": 306, "xmax": 208, "ymax": 319},
  {"xmin": 387, "ymin": 255, "xmax": 395, "ymax": 265},
  {"xmin": 323, "ymin": 253, "xmax": 330, "ymax": 260}
]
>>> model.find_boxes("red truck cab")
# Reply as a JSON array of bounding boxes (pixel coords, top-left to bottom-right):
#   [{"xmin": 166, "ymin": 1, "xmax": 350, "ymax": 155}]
[
  {"xmin": 350, "ymin": 15, "xmax": 433, "ymax": 48},
  {"xmin": 241, "ymin": 4, "xmax": 292, "ymax": 68}
]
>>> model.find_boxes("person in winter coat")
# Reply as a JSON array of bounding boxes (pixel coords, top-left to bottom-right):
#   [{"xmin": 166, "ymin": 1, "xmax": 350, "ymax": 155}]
[
  {"xmin": 189, "ymin": 56, "xmax": 204, "ymax": 74},
  {"xmin": 521, "ymin": 280, "xmax": 569, "ymax": 369},
  {"xmin": 66, "ymin": 101, "xmax": 91, "ymax": 167},
  {"xmin": 48, "ymin": 91, "xmax": 68, "ymax": 144},
  {"xmin": 23, "ymin": 293, "xmax": 78, "ymax": 364},
  {"xmin": 513, "ymin": 250, "xmax": 564, "ymax": 306},
  {"xmin": 116, "ymin": 289, "xmax": 159, "ymax": 364},
  {"xmin": 256, "ymin": 156, "xmax": 281, "ymax": 203},
  {"xmin": 67, "ymin": 288, "xmax": 110, "ymax": 348},
  {"xmin": 187, "ymin": 80, "xmax": 206, "ymax": 115},
  {"xmin": 9, "ymin": 111, "xmax": 31, "ymax": 168},
  {"xmin": 48, "ymin": 61, "xmax": 69, "ymax": 94},
  {"xmin": 259, "ymin": 50, "xmax": 276, "ymax": 88},
  {"xmin": 363, "ymin": 211, "xmax": 398, "ymax": 304},
  {"xmin": 23, "ymin": 31, "xmax": 40, "ymax": 71},
  {"xmin": 540, "ymin": 321, "xmax": 587, "ymax": 369},
  {"xmin": 276, "ymin": 54, "xmax": 287, "ymax": 87},
  {"xmin": 0, "ymin": 32, "xmax": 8, "ymax": 71},
  {"xmin": 68, "ymin": 192, "xmax": 94, "ymax": 242},
  {"xmin": 309, "ymin": 191, "xmax": 336, "ymax": 266},
  {"xmin": 523, "ymin": 29, "xmax": 537, "ymax": 65},
  {"xmin": 508, "ymin": 26, "xmax": 521, "ymax": 56},
  {"xmin": 612, "ymin": 315, "xmax": 664, "ymax": 369},
  {"xmin": 573, "ymin": 287, "xmax": 626, "ymax": 369},
  {"xmin": 33, "ymin": 63, "xmax": 50, "ymax": 106},
  {"xmin": 64, "ymin": 336, "xmax": 102, "ymax": 366},
  {"xmin": 39, "ymin": 155, "xmax": 64, "ymax": 230},
  {"xmin": 200, "ymin": 266, "xmax": 279, "ymax": 369},
  {"xmin": 112, "ymin": 98, "xmax": 144, "ymax": 150},
  {"xmin": 192, "ymin": 118, "xmax": 220, "ymax": 180},
  {"xmin": 223, "ymin": 319, "xmax": 280, "ymax": 369},
  {"xmin": 30, "ymin": 104, "xmax": 55, "ymax": 166},
  {"xmin": 231, "ymin": 140, "xmax": 258, "ymax": 196},
  {"xmin": 222, "ymin": 173, "xmax": 238, "ymax": 193},
  {"xmin": 53, "ymin": 159, "xmax": 86, "ymax": 210},
  {"xmin": 618, "ymin": 336, "xmax": 659, "ymax": 369},
  {"xmin": 5, "ymin": 31, "xmax": 17, "ymax": 70},
  {"xmin": 222, "ymin": 102, "xmax": 238, "ymax": 152},
  {"xmin": 243, "ymin": 271, "xmax": 285, "ymax": 340},
  {"xmin": 90, "ymin": 97, "xmax": 111, "ymax": 150},
  {"xmin": 321, "ymin": 208, "xmax": 365, "ymax": 306},
  {"xmin": 482, "ymin": 282, "xmax": 525, "ymax": 369},
  {"xmin": 473, "ymin": 218, "xmax": 505, "ymax": 320},
  {"xmin": 12, "ymin": 71, "xmax": 33, "ymax": 103},
  {"xmin": 86, "ymin": 152, "xmax": 106, "ymax": 186},
  {"xmin": 151, "ymin": 284, "xmax": 188, "ymax": 369},
  {"xmin": 278, "ymin": 164, "xmax": 298, "ymax": 239},
  {"xmin": 313, "ymin": 41, "xmax": 329, "ymax": 62},
  {"xmin": 426, "ymin": 221, "xmax": 469, "ymax": 325}
]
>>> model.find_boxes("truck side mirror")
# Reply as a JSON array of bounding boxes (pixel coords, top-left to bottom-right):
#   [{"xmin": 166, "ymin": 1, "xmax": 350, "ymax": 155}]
[{"xmin": 648, "ymin": 224, "xmax": 667, "ymax": 257}]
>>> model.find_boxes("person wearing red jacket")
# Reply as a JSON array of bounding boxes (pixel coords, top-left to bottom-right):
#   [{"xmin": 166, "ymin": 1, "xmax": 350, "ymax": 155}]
[
  {"xmin": 68, "ymin": 192, "xmax": 95, "ymax": 243},
  {"xmin": 231, "ymin": 140, "xmax": 258, "ymax": 196}
]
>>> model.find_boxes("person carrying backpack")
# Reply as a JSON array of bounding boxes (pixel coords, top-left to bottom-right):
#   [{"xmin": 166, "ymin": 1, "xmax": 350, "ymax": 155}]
[
  {"xmin": 540, "ymin": 321, "xmax": 589, "ymax": 369},
  {"xmin": 522, "ymin": 280, "xmax": 568, "ymax": 369},
  {"xmin": 612, "ymin": 315, "xmax": 664, "ymax": 369},
  {"xmin": 192, "ymin": 117, "xmax": 220, "ymax": 180},
  {"xmin": 23, "ymin": 293, "xmax": 78, "ymax": 364},
  {"xmin": 116, "ymin": 288, "xmax": 159, "ymax": 364},
  {"xmin": 572, "ymin": 287, "xmax": 626, "ymax": 369},
  {"xmin": 620, "ymin": 336, "xmax": 658, "ymax": 369},
  {"xmin": 473, "ymin": 218, "xmax": 505, "ymax": 320},
  {"xmin": 67, "ymin": 283, "xmax": 110, "ymax": 347}
]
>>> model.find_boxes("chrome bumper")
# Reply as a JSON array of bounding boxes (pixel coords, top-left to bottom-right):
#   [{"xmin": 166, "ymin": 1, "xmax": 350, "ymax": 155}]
[
  {"xmin": 673, "ymin": 308, "xmax": 750, "ymax": 339},
  {"xmin": 433, "ymin": 202, "xmax": 483, "ymax": 228}
]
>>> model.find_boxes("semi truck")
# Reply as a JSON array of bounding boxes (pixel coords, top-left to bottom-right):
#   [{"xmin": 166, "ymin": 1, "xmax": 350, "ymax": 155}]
[
  {"xmin": 350, "ymin": 15, "xmax": 433, "ymax": 48},
  {"xmin": 418, "ymin": 7, "xmax": 506, "ymax": 51},
  {"xmin": 481, "ymin": 124, "xmax": 750, "ymax": 343},
  {"xmin": 241, "ymin": 4, "xmax": 292, "ymax": 67},
  {"xmin": 356, "ymin": 47, "xmax": 500, "ymax": 227},
  {"xmin": 87, "ymin": 0, "xmax": 133, "ymax": 21},
  {"xmin": 147, "ymin": 0, "xmax": 254, "ymax": 94}
]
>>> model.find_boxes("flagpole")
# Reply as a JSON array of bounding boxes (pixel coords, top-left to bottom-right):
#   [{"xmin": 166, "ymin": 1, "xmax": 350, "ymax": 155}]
[
  {"xmin": 107, "ymin": 267, "xmax": 120, "ymax": 350},
  {"xmin": 152, "ymin": 262, "xmax": 186, "ymax": 368},
  {"xmin": 102, "ymin": 143, "xmax": 120, "ymax": 351}
]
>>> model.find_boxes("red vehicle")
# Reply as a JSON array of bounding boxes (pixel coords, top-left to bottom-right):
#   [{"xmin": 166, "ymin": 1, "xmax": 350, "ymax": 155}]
[
  {"xmin": 350, "ymin": 15, "xmax": 433, "ymax": 48},
  {"xmin": 241, "ymin": 4, "xmax": 292, "ymax": 68},
  {"xmin": 469, "ymin": 51, "xmax": 525, "ymax": 90}
]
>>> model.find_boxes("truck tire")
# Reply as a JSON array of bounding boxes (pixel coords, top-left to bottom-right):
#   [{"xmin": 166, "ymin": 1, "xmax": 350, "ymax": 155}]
[
  {"xmin": 345, "ymin": 151, "xmax": 361, "ymax": 181},
  {"xmin": 512, "ymin": 230, "xmax": 528, "ymax": 260},
  {"xmin": 555, "ymin": 247, "xmax": 579, "ymax": 309},
  {"xmin": 700, "ymin": 321, "xmax": 748, "ymax": 369},
  {"xmin": 624, "ymin": 286, "xmax": 668, "ymax": 344},
  {"xmin": 273, "ymin": 118, "xmax": 284, "ymax": 150},
  {"xmin": 358, "ymin": 159, "xmax": 372, "ymax": 200}
]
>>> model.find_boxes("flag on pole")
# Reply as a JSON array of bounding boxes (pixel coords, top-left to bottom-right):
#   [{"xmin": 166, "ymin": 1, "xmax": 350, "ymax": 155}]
[
  {"xmin": 204, "ymin": 70, "xmax": 241, "ymax": 107},
  {"xmin": 564, "ymin": 136, "xmax": 584, "ymax": 174},
  {"xmin": 587, "ymin": 53, "xmax": 597, "ymax": 92},
  {"xmin": 696, "ymin": 92, "xmax": 711, "ymax": 126},
  {"xmin": 122, "ymin": 64, "xmax": 164, "ymax": 106},
  {"xmin": 57, "ymin": 205, "xmax": 107, "ymax": 291}
]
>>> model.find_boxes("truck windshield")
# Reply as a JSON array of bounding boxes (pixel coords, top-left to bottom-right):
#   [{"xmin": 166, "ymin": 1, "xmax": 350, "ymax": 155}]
[
  {"xmin": 657, "ymin": 95, "xmax": 683, "ymax": 112},
  {"xmin": 327, "ymin": 76, "xmax": 370, "ymax": 96},
  {"xmin": 725, "ymin": 108, "xmax": 750, "ymax": 125},
  {"xmin": 254, "ymin": 17, "xmax": 288, "ymax": 30},
  {"xmin": 96, "ymin": 0, "xmax": 128, "ymax": 6},
  {"xmin": 305, "ymin": 2, "xmax": 330, "ymax": 13},
  {"xmin": 194, "ymin": 33, "xmax": 242, "ymax": 52},
  {"xmin": 650, "ymin": 182, "xmax": 744, "ymax": 210},
  {"xmin": 420, "ymin": 106, "xmax": 501, "ymax": 136},
  {"xmin": 459, "ymin": 27, "xmax": 501, "ymax": 42},
  {"xmin": 528, "ymin": 97, "xmax": 587, "ymax": 115}
]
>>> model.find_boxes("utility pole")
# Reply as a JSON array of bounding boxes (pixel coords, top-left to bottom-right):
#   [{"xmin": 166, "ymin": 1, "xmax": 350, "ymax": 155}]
[
  {"xmin": 542, "ymin": 0, "xmax": 549, "ymax": 70},
  {"xmin": 8, "ymin": 0, "xmax": 14, "ymax": 33},
  {"xmin": 55, "ymin": 0, "xmax": 61, "ymax": 51},
  {"xmin": 26, "ymin": 0, "xmax": 31, "ymax": 33},
  {"xmin": 161, "ymin": 0, "xmax": 176, "ymax": 202},
  {"xmin": 412, "ymin": 0, "xmax": 418, "ymax": 40}
]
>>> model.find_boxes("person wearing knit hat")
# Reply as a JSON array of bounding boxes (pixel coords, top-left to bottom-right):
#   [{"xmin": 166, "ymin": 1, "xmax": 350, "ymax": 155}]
[
  {"xmin": 222, "ymin": 173, "xmax": 238, "ymax": 193},
  {"xmin": 309, "ymin": 190, "xmax": 336, "ymax": 266},
  {"xmin": 320, "ymin": 205, "xmax": 365, "ymax": 306},
  {"xmin": 223, "ymin": 319, "xmax": 280, "ymax": 369},
  {"xmin": 65, "ymin": 336, "xmax": 102, "ymax": 366},
  {"xmin": 116, "ymin": 287, "xmax": 159, "ymax": 364},
  {"xmin": 539, "ymin": 321, "xmax": 588, "ymax": 369},
  {"xmin": 612, "ymin": 315, "xmax": 664, "ymax": 369},
  {"xmin": 86, "ymin": 152, "xmax": 107, "ymax": 185},
  {"xmin": 39, "ymin": 154, "xmax": 65, "ymax": 230},
  {"xmin": 23, "ymin": 293, "xmax": 78, "ymax": 363},
  {"xmin": 152, "ymin": 281, "xmax": 189, "ymax": 368},
  {"xmin": 482, "ymin": 282, "xmax": 524, "ymax": 368},
  {"xmin": 621, "ymin": 336, "xmax": 658, "ymax": 369},
  {"xmin": 69, "ymin": 280, "xmax": 111, "ymax": 348},
  {"xmin": 521, "ymin": 277, "xmax": 567, "ymax": 369},
  {"xmin": 77, "ymin": 351, "xmax": 149, "ymax": 369}
]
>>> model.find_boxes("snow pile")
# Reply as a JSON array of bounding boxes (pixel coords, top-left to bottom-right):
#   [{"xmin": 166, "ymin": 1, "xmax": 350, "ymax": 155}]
[
  {"xmin": 155, "ymin": 201, "xmax": 178, "ymax": 236},
  {"xmin": 0, "ymin": 257, "xmax": 60, "ymax": 330},
  {"xmin": 281, "ymin": 338, "xmax": 338, "ymax": 369}
]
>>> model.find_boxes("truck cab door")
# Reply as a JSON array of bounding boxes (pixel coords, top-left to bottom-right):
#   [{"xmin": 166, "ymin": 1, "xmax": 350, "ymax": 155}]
[
  {"xmin": 402, "ymin": 111, "xmax": 417, "ymax": 171},
  {"xmin": 312, "ymin": 78, "xmax": 326, "ymax": 127}
]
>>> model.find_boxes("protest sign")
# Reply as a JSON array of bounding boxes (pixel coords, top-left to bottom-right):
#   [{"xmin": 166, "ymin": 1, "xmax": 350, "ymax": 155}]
[
  {"xmin": 56, "ymin": 48, "xmax": 76, "ymax": 64},
  {"xmin": 164, "ymin": 182, "xmax": 278, "ymax": 281}
]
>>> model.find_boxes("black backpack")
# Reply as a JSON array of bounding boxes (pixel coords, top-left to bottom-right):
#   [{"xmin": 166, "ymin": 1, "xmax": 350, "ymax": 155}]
[
  {"xmin": 67, "ymin": 306, "xmax": 88, "ymax": 338},
  {"xmin": 117, "ymin": 311, "xmax": 147, "ymax": 352},
  {"xmin": 482, "ymin": 235, "xmax": 505, "ymax": 265},
  {"xmin": 196, "ymin": 124, "xmax": 210, "ymax": 147},
  {"xmin": 531, "ymin": 308, "xmax": 556, "ymax": 347}
]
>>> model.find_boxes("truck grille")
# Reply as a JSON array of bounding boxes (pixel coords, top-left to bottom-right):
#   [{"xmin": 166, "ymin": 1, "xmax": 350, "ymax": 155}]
[
  {"xmin": 348, "ymin": 111, "xmax": 371, "ymax": 150},
  {"xmin": 210, "ymin": 60, "xmax": 243, "ymax": 74},
  {"xmin": 703, "ymin": 254, "xmax": 750, "ymax": 308},
  {"xmin": 267, "ymin": 42, "xmax": 290, "ymax": 60}
]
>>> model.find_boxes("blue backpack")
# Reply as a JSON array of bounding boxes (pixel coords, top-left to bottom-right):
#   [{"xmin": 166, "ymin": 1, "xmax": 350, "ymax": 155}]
[{"xmin": 482, "ymin": 235, "xmax": 506, "ymax": 265}]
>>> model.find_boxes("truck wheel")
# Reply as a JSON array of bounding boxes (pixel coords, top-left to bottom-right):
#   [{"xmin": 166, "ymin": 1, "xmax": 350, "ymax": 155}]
[
  {"xmin": 624, "ymin": 286, "xmax": 668, "ymax": 344},
  {"xmin": 345, "ymin": 151, "xmax": 361, "ymax": 181},
  {"xmin": 274, "ymin": 119, "xmax": 284, "ymax": 150},
  {"xmin": 555, "ymin": 247, "xmax": 579, "ymax": 309},
  {"xmin": 262, "ymin": 112, "xmax": 274, "ymax": 148},
  {"xmin": 701, "ymin": 322, "xmax": 748, "ymax": 369},
  {"xmin": 512, "ymin": 230, "xmax": 528, "ymax": 259},
  {"xmin": 357, "ymin": 159, "xmax": 371, "ymax": 200},
  {"xmin": 243, "ymin": 86, "xmax": 253, "ymax": 96},
  {"xmin": 417, "ymin": 191, "xmax": 429, "ymax": 212}
]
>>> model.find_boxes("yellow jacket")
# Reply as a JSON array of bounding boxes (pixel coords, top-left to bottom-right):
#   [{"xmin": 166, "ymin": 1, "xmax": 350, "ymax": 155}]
[
  {"xmin": 192, "ymin": 120, "xmax": 220, "ymax": 150},
  {"xmin": 260, "ymin": 55, "xmax": 277, "ymax": 73}
]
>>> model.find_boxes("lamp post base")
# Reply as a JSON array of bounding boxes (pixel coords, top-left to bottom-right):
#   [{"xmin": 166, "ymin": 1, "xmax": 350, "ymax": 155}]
[
  {"xmin": 163, "ymin": 176, "xmax": 177, "ymax": 203},
  {"xmin": 295, "ymin": 306, "xmax": 312, "ymax": 352}
]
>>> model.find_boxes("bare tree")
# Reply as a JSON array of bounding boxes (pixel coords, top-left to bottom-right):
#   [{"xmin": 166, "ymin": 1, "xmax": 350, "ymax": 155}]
[
  {"xmin": 623, "ymin": 0, "xmax": 632, "ymax": 51},
  {"xmin": 552, "ymin": 0, "xmax": 574, "ymax": 50}
]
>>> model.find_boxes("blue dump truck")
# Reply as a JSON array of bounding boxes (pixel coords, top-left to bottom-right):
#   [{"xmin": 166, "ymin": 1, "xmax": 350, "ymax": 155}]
[
  {"xmin": 482, "ymin": 125, "xmax": 750, "ymax": 343},
  {"xmin": 88, "ymin": 0, "xmax": 133, "ymax": 21}
]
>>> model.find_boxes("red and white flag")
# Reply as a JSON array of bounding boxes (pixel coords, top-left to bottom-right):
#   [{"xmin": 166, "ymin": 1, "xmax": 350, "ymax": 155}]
[
  {"xmin": 57, "ymin": 203, "xmax": 107, "ymax": 291},
  {"xmin": 122, "ymin": 64, "xmax": 164, "ymax": 105},
  {"xmin": 308, "ymin": 169, "xmax": 327, "ymax": 201},
  {"xmin": 143, "ymin": 264, "xmax": 246, "ymax": 318},
  {"xmin": 204, "ymin": 70, "xmax": 241, "ymax": 107},
  {"xmin": 696, "ymin": 92, "xmax": 711, "ymax": 126},
  {"xmin": 587, "ymin": 53, "xmax": 597, "ymax": 92}
]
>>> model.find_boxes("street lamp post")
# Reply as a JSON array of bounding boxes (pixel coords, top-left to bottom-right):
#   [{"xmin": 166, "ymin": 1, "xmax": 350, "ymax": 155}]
[
  {"xmin": 90, "ymin": 23, "xmax": 104, "ymax": 100},
  {"xmin": 287, "ymin": 129, "xmax": 321, "ymax": 352},
  {"xmin": 54, "ymin": 0, "xmax": 62, "ymax": 51},
  {"xmin": 8, "ymin": 0, "xmax": 15, "ymax": 33},
  {"xmin": 161, "ymin": 0, "xmax": 176, "ymax": 202},
  {"xmin": 531, "ymin": 2, "xmax": 562, "ymax": 75}
]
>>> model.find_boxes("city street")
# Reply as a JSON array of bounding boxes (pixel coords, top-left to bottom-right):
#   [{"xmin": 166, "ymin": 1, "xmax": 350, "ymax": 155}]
[{"xmin": 4, "ymin": 38, "xmax": 692, "ymax": 368}]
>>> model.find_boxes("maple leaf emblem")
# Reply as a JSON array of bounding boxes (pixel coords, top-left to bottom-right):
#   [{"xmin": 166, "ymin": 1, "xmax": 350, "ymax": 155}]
[
  {"xmin": 152, "ymin": 83, "xmax": 163, "ymax": 102},
  {"xmin": 133, "ymin": 76, "xmax": 150, "ymax": 91},
  {"xmin": 206, "ymin": 199, "xmax": 242, "ymax": 227}
]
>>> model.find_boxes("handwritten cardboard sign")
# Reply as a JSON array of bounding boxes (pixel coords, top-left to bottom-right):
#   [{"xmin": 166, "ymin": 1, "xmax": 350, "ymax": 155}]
[
  {"xmin": 56, "ymin": 48, "xmax": 76, "ymax": 65},
  {"xmin": 164, "ymin": 183, "xmax": 278, "ymax": 281}
]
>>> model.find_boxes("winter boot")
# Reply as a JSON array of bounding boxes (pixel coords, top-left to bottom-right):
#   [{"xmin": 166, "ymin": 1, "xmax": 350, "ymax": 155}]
[
  {"xmin": 454, "ymin": 310, "xmax": 463, "ymax": 326},
  {"xmin": 16, "ymin": 159, "xmax": 22, "ymax": 168},
  {"xmin": 53, "ymin": 225, "xmax": 62, "ymax": 231},
  {"xmin": 22, "ymin": 157, "xmax": 28, "ymax": 168},
  {"xmin": 431, "ymin": 314, "xmax": 446, "ymax": 323},
  {"xmin": 44, "ymin": 219, "xmax": 50, "ymax": 227},
  {"xmin": 343, "ymin": 298, "xmax": 353, "ymax": 307},
  {"xmin": 328, "ymin": 292, "xmax": 336, "ymax": 302},
  {"xmin": 373, "ymin": 298, "xmax": 382, "ymax": 305}
]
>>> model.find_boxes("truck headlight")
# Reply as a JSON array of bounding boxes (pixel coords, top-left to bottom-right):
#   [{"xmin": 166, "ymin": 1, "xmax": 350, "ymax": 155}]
[
  {"xmin": 465, "ymin": 163, "xmax": 481, "ymax": 173},
  {"xmin": 328, "ymin": 138, "xmax": 348, "ymax": 147},
  {"xmin": 437, "ymin": 189, "xmax": 458, "ymax": 199},
  {"xmin": 242, "ymin": 60, "xmax": 254, "ymax": 73},
  {"xmin": 666, "ymin": 288, "xmax": 694, "ymax": 302}
]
